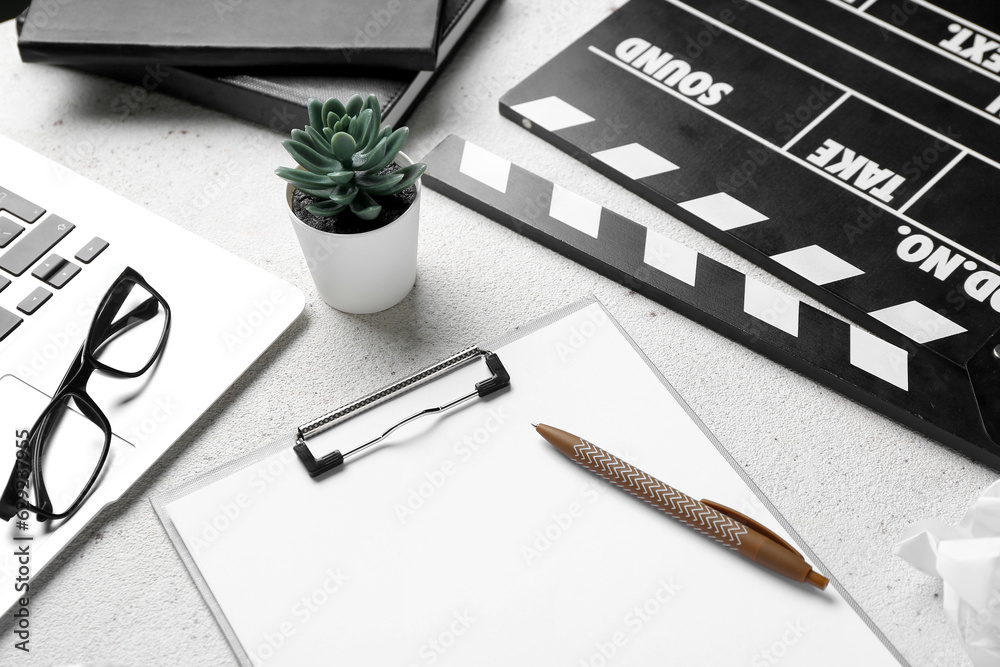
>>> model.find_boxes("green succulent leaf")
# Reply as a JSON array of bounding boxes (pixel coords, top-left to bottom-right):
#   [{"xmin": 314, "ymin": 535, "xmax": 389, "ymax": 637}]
[
  {"xmin": 322, "ymin": 127, "xmax": 334, "ymax": 140},
  {"xmin": 385, "ymin": 163, "xmax": 426, "ymax": 194},
  {"xmin": 357, "ymin": 172, "xmax": 405, "ymax": 196},
  {"xmin": 331, "ymin": 132, "xmax": 357, "ymax": 162},
  {"xmin": 275, "ymin": 165, "xmax": 303, "ymax": 181},
  {"xmin": 295, "ymin": 186, "xmax": 338, "ymax": 198},
  {"xmin": 307, "ymin": 200, "xmax": 347, "ymax": 217},
  {"xmin": 363, "ymin": 125, "xmax": 388, "ymax": 153},
  {"xmin": 361, "ymin": 128, "xmax": 408, "ymax": 173},
  {"xmin": 345, "ymin": 94, "xmax": 364, "ymax": 117},
  {"xmin": 275, "ymin": 166, "xmax": 335, "ymax": 188},
  {"xmin": 322, "ymin": 98, "xmax": 346, "ymax": 125},
  {"xmin": 290, "ymin": 128, "xmax": 314, "ymax": 149},
  {"xmin": 304, "ymin": 126, "xmax": 333, "ymax": 156},
  {"xmin": 328, "ymin": 170, "xmax": 354, "ymax": 185},
  {"xmin": 291, "ymin": 128, "xmax": 336, "ymax": 159},
  {"xmin": 279, "ymin": 175, "xmax": 338, "ymax": 198},
  {"xmin": 349, "ymin": 192, "xmax": 381, "ymax": 220},
  {"xmin": 356, "ymin": 171, "xmax": 402, "ymax": 188},
  {"xmin": 365, "ymin": 95, "xmax": 381, "ymax": 130},
  {"xmin": 307, "ymin": 99, "xmax": 324, "ymax": 129},
  {"xmin": 328, "ymin": 183, "xmax": 359, "ymax": 205},
  {"xmin": 351, "ymin": 108, "xmax": 373, "ymax": 143},
  {"xmin": 354, "ymin": 141, "xmax": 387, "ymax": 171},
  {"xmin": 384, "ymin": 127, "xmax": 408, "ymax": 160},
  {"xmin": 282, "ymin": 140, "xmax": 342, "ymax": 174},
  {"xmin": 359, "ymin": 125, "xmax": 377, "ymax": 152},
  {"xmin": 361, "ymin": 151, "xmax": 396, "ymax": 174}
]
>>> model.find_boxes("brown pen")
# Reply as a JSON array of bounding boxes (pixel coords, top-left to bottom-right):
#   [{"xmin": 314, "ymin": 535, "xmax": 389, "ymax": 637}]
[{"xmin": 535, "ymin": 424, "xmax": 829, "ymax": 591}]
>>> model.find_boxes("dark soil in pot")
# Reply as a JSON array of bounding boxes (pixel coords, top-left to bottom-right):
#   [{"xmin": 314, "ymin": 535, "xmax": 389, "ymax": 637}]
[{"xmin": 291, "ymin": 163, "xmax": 417, "ymax": 235}]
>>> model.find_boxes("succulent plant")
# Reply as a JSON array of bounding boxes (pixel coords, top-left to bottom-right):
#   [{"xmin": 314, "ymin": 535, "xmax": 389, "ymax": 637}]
[{"xmin": 276, "ymin": 95, "xmax": 426, "ymax": 221}]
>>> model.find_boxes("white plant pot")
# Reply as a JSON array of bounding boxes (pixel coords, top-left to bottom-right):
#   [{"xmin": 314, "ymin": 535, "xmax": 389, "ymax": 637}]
[{"xmin": 286, "ymin": 152, "xmax": 420, "ymax": 314}]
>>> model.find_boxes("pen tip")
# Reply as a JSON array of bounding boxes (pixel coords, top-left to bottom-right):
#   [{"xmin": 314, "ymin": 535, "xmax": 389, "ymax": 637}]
[
  {"xmin": 806, "ymin": 570, "xmax": 829, "ymax": 591},
  {"xmin": 531, "ymin": 423, "xmax": 539, "ymax": 428}
]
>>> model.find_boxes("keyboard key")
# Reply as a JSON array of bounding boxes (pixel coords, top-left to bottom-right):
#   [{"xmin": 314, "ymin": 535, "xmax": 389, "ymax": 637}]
[
  {"xmin": 32, "ymin": 253, "xmax": 63, "ymax": 280},
  {"xmin": 0, "ymin": 306, "xmax": 21, "ymax": 341},
  {"xmin": 17, "ymin": 287, "xmax": 52, "ymax": 315},
  {"xmin": 0, "ymin": 187, "xmax": 45, "ymax": 223},
  {"xmin": 0, "ymin": 215, "xmax": 74, "ymax": 276},
  {"xmin": 0, "ymin": 218, "xmax": 23, "ymax": 248},
  {"xmin": 0, "ymin": 276, "xmax": 8, "ymax": 292},
  {"xmin": 32, "ymin": 254, "xmax": 80, "ymax": 289},
  {"xmin": 75, "ymin": 237, "xmax": 108, "ymax": 264},
  {"xmin": 52, "ymin": 263, "xmax": 80, "ymax": 288}
]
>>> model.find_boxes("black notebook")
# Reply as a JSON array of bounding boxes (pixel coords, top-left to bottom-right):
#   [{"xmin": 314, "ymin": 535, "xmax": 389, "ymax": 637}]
[
  {"xmin": 501, "ymin": 0, "xmax": 1000, "ymax": 371},
  {"xmin": 18, "ymin": 0, "xmax": 443, "ymax": 70},
  {"xmin": 70, "ymin": 0, "xmax": 495, "ymax": 134}
]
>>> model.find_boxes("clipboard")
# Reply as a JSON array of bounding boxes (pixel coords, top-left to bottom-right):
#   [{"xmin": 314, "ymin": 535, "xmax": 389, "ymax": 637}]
[{"xmin": 152, "ymin": 299, "xmax": 907, "ymax": 666}]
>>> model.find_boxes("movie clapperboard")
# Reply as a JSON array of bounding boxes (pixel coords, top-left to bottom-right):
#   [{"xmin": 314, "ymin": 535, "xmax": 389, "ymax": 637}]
[{"xmin": 424, "ymin": 0, "xmax": 1000, "ymax": 468}]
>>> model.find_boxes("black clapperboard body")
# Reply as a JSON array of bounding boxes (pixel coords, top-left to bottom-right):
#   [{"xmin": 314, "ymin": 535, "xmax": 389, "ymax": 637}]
[{"xmin": 424, "ymin": 0, "xmax": 1000, "ymax": 467}]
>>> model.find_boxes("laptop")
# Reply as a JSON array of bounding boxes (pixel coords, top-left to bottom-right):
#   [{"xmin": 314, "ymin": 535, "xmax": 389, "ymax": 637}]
[{"xmin": 0, "ymin": 133, "xmax": 305, "ymax": 613}]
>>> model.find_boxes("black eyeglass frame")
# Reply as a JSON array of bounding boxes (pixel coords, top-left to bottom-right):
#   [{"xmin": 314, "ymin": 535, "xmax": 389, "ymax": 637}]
[{"xmin": 0, "ymin": 267, "xmax": 171, "ymax": 522}]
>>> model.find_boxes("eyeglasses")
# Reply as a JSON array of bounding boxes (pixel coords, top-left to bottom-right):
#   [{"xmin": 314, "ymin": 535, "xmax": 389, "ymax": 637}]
[{"xmin": 0, "ymin": 267, "xmax": 171, "ymax": 523}]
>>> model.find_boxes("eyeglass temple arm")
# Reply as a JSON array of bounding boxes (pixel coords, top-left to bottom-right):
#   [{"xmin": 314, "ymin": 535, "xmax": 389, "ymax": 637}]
[{"xmin": 92, "ymin": 297, "xmax": 160, "ymax": 354}]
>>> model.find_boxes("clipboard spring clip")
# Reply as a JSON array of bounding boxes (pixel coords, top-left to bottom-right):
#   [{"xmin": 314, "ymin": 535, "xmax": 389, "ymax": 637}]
[{"xmin": 294, "ymin": 347, "xmax": 511, "ymax": 478}]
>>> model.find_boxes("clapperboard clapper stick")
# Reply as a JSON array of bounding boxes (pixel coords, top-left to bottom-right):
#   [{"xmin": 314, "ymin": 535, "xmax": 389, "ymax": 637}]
[
  {"xmin": 536, "ymin": 423, "xmax": 830, "ymax": 590},
  {"xmin": 422, "ymin": 135, "xmax": 1000, "ymax": 470}
]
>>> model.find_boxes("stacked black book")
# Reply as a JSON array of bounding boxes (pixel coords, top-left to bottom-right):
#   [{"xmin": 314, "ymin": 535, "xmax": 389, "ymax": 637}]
[{"xmin": 17, "ymin": 0, "xmax": 496, "ymax": 131}]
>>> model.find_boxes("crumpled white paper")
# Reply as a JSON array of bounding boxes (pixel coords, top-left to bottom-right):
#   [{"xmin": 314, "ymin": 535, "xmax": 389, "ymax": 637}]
[{"xmin": 895, "ymin": 480, "xmax": 1000, "ymax": 667}]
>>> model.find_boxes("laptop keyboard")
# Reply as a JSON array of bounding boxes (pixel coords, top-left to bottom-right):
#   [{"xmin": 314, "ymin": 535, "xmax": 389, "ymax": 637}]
[{"xmin": 0, "ymin": 185, "xmax": 108, "ymax": 342}]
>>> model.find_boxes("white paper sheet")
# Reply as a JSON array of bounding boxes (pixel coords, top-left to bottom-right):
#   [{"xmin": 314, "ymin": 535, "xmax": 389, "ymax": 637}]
[
  {"xmin": 895, "ymin": 480, "xmax": 1000, "ymax": 667},
  {"xmin": 161, "ymin": 301, "xmax": 903, "ymax": 666}
]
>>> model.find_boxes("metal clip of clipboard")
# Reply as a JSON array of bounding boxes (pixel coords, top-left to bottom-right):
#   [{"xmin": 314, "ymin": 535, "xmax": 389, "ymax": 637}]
[{"xmin": 293, "ymin": 347, "xmax": 511, "ymax": 478}]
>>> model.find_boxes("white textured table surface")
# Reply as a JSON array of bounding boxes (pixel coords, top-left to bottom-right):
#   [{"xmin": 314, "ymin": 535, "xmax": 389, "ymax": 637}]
[{"xmin": 0, "ymin": 3, "xmax": 992, "ymax": 665}]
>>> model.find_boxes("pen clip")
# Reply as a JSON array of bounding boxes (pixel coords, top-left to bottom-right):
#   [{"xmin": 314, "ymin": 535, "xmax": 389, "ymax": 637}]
[{"xmin": 700, "ymin": 499, "xmax": 800, "ymax": 556}]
